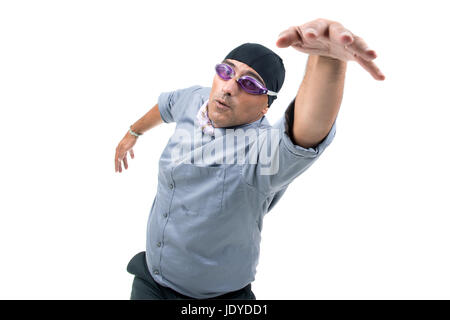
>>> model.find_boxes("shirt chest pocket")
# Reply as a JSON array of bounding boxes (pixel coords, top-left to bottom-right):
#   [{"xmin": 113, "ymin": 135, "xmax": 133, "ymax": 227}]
[{"xmin": 172, "ymin": 163, "xmax": 226, "ymax": 216}]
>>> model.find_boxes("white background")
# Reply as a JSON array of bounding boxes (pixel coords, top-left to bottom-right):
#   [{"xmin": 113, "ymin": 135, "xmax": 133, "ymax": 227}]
[{"xmin": 0, "ymin": 0, "xmax": 449, "ymax": 299}]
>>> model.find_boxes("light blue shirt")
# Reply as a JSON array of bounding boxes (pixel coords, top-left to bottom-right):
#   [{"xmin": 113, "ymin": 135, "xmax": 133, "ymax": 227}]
[{"xmin": 145, "ymin": 85, "xmax": 337, "ymax": 299}]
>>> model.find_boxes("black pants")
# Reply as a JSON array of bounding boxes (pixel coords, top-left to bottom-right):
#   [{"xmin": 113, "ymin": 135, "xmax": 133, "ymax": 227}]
[{"xmin": 126, "ymin": 251, "xmax": 256, "ymax": 300}]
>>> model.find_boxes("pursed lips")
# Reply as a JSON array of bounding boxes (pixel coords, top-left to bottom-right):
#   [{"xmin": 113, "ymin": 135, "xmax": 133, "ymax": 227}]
[{"xmin": 216, "ymin": 99, "xmax": 231, "ymax": 109}]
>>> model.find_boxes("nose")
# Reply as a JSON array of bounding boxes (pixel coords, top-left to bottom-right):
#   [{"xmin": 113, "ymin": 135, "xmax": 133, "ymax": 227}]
[{"xmin": 221, "ymin": 76, "xmax": 240, "ymax": 96}]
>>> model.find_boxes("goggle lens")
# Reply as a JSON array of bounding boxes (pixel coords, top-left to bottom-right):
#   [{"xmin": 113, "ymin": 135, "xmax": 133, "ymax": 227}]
[
  {"xmin": 239, "ymin": 77, "xmax": 261, "ymax": 94},
  {"xmin": 215, "ymin": 64, "xmax": 233, "ymax": 80}
]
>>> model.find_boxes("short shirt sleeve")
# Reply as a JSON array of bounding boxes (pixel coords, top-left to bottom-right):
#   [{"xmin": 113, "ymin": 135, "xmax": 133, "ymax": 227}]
[
  {"xmin": 158, "ymin": 85, "xmax": 203, "ymax": 123},
  {"xmin": 242, "ymin": 98, "xmax": 337, "ymax": 195}
]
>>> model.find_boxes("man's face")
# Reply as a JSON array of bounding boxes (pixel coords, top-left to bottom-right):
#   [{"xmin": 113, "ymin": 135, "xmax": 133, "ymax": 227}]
[{"xmin": 208, "ymin": 59, "xmax": 269, "ymax": 128}]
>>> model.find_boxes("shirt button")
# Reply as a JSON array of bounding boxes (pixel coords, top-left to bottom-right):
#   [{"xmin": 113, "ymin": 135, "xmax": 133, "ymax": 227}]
[
  {"xmin": 163, "ymin": 212, "xmax": 168, "ymax": 218},
  {"xmin": 153, "ymin": 269, "xmax": 159, "ymax": 275},
  {"xmin": 169, "ymin": 183, "xmax": 174, "ymax": 189},
  {"xmin": 157, "ymin": 241, "xmax": 162, "ymax": 247}
]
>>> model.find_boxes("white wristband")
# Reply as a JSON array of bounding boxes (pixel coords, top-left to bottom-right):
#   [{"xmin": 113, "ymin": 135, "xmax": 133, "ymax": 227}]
[{"xmin": 129, "ymin": 125, "xmax": 142, "ymax": 137}]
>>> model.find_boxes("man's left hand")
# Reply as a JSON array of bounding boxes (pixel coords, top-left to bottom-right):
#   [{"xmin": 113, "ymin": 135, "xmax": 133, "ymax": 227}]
[{"xmin": 276, "ymin": 18, "xmax": 385, "ymax": 81}]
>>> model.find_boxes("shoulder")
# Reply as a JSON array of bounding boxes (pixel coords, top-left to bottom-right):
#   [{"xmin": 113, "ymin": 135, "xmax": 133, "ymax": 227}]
[{"xmin": 181, "ymin": 85, "xmax": 212, "ymax": 105}]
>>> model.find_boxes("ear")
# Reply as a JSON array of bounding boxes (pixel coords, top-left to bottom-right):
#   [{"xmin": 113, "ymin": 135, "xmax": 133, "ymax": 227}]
[{"xmin": 261, "ymin": 105, "xmax": 269, "ymax": 115}]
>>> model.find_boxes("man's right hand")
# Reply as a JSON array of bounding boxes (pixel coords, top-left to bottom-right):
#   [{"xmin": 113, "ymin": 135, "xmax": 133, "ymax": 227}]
[{"xmin": 115, "ymin": 131, "xmax": 137, "ymax": 173}]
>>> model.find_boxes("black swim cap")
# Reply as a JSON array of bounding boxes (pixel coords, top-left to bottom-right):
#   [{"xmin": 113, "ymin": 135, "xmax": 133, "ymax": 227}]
[{"xmin": 224, "ymin": 42, "xmax": 285, "ymax": 107}]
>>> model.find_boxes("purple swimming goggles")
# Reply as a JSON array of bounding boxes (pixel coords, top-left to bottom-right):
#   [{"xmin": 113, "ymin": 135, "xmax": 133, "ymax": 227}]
[{"xmin": 215, "ymin": 63, "xmax": 278, "ymax": 97}]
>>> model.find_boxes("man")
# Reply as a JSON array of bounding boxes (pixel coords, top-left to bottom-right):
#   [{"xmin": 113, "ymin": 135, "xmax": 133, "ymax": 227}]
[{"xmin": 114, "ymin": 18, "xmax": 385, "ymax": 300}]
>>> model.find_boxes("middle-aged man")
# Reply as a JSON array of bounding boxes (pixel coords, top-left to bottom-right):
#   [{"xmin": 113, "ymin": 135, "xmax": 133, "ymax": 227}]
[{"xmin": 115, "ymin": 18, "xmax": 385, "ymax": 300}]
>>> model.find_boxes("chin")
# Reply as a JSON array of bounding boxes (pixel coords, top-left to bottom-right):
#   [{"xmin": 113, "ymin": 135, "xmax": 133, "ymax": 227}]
[
  {"xmin": 209, "ymin": 108, "xmax": 233, "ymax": 128},
  {"xmin": 209, "ymin": 114, "xmax": 226, "ymax": 128}
]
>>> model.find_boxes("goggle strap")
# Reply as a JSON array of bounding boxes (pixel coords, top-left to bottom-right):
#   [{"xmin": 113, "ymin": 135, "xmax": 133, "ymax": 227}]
[{"xmin": 266, "ymin": 90, "xmax": 278, "ymax": 96}]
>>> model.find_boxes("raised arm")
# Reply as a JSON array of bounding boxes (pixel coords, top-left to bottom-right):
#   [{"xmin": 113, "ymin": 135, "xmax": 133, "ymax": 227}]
[
  {"xmin": 115, "ymin": 103, "xmax": 163, "ymax": 173},
  {"xmin": 291, "ymin": 55, "xmax": 346, "ymax": 148}
]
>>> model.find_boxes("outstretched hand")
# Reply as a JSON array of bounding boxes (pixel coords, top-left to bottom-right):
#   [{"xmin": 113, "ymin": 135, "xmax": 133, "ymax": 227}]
[
  {"xmin": 276, "ymin": 18, "xmax": 385, "ymax": 81},
  {"xmin": 115, "ymin": 132, "xmax": 137, "ymax": 173}
]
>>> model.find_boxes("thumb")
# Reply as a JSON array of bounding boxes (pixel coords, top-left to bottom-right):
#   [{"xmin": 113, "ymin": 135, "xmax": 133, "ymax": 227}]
[
  {"xmin": 276, "ymin": 34, "xmax": 290, "ymax": 48},
  {"xmin": 276, "ymin": 28, "xmax": 301, "ymax": 48}
]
